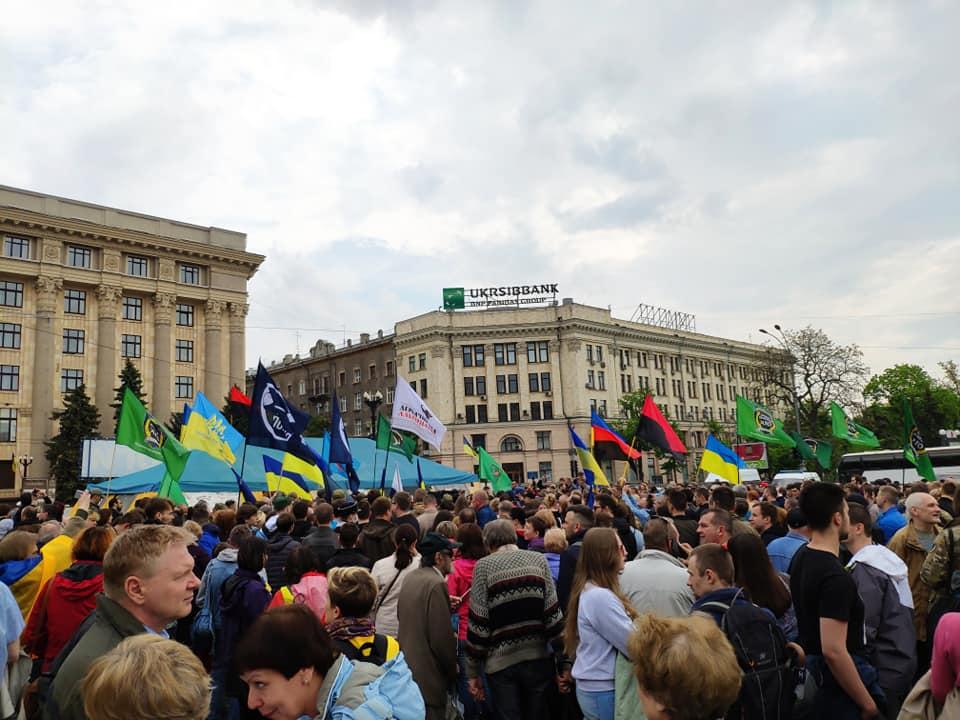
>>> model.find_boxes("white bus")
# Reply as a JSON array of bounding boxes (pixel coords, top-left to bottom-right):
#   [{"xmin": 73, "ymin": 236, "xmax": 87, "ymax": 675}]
[{"xmin": 837, "ymin": 446, "xmax": 960, "ymax": 485}]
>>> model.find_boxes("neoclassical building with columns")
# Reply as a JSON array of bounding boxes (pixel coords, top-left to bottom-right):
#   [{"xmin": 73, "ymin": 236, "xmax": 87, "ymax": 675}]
[{"xmin": 0, "ymin": 185, "xmax": 263, "ymax": 491}]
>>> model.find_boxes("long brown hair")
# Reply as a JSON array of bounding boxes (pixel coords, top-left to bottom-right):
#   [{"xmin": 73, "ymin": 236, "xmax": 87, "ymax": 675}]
[{"xmin": 564, "ymin": 527, "xmax": 637, "ymax": 656}]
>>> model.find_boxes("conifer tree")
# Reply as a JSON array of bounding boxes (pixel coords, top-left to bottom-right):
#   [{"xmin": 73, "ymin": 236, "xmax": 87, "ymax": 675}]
[
  {"xmin": 45, "ymin": 384, "xmax": 101, "ymax": 501},
  {"xmin": 112, "ymin": 358, "xmax": 146, "ymax": 431}
]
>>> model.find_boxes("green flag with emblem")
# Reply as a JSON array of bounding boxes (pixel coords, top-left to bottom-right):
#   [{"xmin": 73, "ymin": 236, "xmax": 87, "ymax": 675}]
[
  {"xmin": 903, "ymin": 399, "xmax": 936, "ymax": 483},
  {"xmin": 830, "ymin": 402, "xmax": 880, "ymax": 449},
  {"xmin": 477, "ymin": 446, "xmax": 511, "ymax": 493},
  {"xmin": 789, "ymin": 432, "xmax": 833, "ymax": 470},
  {"xmin": 375, "ymin": 415, "xmax": 417, "ymax": 461},
  {"xmin": 735, "ymin": 396, "xmax": 796, "ymax": 448}
]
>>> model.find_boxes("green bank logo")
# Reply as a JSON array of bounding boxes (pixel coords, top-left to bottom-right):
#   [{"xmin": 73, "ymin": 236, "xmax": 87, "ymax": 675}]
[{"xmin": 443, "ymin": 288, "xmax": 465, "ymax": 310}]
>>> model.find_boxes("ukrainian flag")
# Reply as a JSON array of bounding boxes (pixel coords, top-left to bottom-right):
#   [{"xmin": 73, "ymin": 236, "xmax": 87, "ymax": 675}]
[
  {"xmin": 463, "ymin": 438, "xmax": 478, "ymax": 460},
  {"xmin": 569, "ymin": 426, "xmax": 609, "ymax": 487},
  {"xmin": 699, "ymin": 434, "xmax": 746, "ymax": 485},
  {"xmin": 180, "ymin": 392, "xmax": 244, "ymax": 466},
  {"xmin": 263, "ymin": 455, "xmax": 321, "ymax": 501},
  {"xmin": 0, "ymin": 556, "xmax": 43, "ymax": 619}
]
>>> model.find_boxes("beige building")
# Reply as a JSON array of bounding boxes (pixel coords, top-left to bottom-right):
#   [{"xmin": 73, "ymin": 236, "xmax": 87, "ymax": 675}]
[
  {"xmin": 0, "ymin": 185, "xmax": 263, "ymax": 490},
  {"xmin": 251, "ymin": 331, "xmax": 397, "ymax": 438},
  {"xmin": 395, "ymin": 300, "xmax": 774, "ymax": 484}
]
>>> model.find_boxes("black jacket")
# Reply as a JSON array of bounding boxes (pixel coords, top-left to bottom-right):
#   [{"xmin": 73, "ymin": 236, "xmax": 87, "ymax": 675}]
[
  {"xmin": 302, "ymin": 526, "xmax": 338, "ymax": 568},
  {"xmin": 324, "ymin": 548, "xmax": 374, "ymax": 572},
  {"xmin": 265, "ymin": 533, "xmax": 300, "ymax": 590},
  {"xmin": 359, "ymin": 519, "xmax": 396, "ymax": 564}
]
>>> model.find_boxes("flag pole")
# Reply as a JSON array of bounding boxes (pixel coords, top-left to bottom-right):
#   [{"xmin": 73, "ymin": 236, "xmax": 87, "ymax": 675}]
[{"xmin": 379, "ymin": 441, "xmax": 393, "ymax": 496}]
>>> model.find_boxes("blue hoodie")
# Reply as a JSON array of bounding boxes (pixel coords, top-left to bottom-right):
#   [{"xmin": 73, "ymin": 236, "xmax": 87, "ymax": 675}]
[{"xmin": 690, "ymin": 586, "xmax": 756, "ymax": 626}]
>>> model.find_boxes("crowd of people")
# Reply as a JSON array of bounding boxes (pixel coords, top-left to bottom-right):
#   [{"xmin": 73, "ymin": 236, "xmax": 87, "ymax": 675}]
[{"xmin": 0, "ymin": 474, "xmax": 957, "ymax": 720}]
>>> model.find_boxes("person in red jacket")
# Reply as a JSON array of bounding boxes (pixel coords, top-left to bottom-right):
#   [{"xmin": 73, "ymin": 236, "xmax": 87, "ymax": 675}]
[{"xmin": 23, "ymin": 526, "xmax": 115, "ymax": 672}]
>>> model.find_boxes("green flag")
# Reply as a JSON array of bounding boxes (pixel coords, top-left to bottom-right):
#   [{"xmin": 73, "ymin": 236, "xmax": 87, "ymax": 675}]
[
  {"xmin": 375, "ymin": 415, "xmax": 417, "ymax": 461},
  {"xmin": 157, "ymin": 472, "xmax": 188, "ymax": 506},
  {"xmin": 903, "ymin": 399, "xmax": 936, "ymax": 482},
  {"xmin": 789, "ymin": 432, "xmax": 833, "ymax": 470},
  {"xmin": 477, "ymin": 446, "xmax": 511, "ymax": 493},
  {"xmin": 116, "ymin": 387, "xmax": 191, "ymax": 496},
  {"xmin": 830, "ymin": 402, "xmax": 880, "ymax": 449},
  {"xmin": 735, "ymin": 396, "xmax": 796, "ymax": 448}
]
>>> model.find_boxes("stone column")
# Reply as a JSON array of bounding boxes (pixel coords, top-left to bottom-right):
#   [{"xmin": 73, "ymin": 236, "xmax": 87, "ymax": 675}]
[
  {"xmin": 228, "ymin": 302, "xmax": 248, "ymax": 391},
  {"xmin": 94, "ymin": 285, "xmax": 123, "ymax": 435},
  {"xmin": 204, "ymin": 300, "xmax": 224, "ymax": 401},
  {"xmin": 31, "ymin": 276, "xmax": 62, "ymax": 481},
  {"xmin": 152, "ymin": 293, "xmax": 176, "ymax": 422}
]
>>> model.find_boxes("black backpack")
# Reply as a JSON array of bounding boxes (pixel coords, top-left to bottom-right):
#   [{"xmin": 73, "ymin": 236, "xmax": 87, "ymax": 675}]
[
  {"xmin": 700, "ymin": 590, "xmax": 797, "ymax": 720},
  {"xmin": 333, "ymin": 634, "xmax": 390, "ymax": 666}
]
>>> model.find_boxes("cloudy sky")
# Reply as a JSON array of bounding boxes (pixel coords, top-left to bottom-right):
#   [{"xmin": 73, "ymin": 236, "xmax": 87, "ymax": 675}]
[{"xmin": 3, "ymin": 1, "xmax": 958, "ymax": 380}]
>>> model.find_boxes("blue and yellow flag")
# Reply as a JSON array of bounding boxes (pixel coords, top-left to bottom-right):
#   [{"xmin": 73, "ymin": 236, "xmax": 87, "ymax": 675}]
[
  {"xmin": 181, "ymin": 392, "xmax": 244, "ymax": 466},
  {"xmin": 699, "ymin": 434, "xmax": 745, "ymax": 485},
  {"xmin": 263, "ymin": 455, "xmax": 319, "ymax": 501},
  {"xmin": 569, "ymin": 426, "xmax": 609, "ymax": 487}
]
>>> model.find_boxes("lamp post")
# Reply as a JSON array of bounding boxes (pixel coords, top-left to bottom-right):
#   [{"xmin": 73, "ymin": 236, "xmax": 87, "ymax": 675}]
[
  {"xmin": 363, "ymin": 390, "xmax": 383, "ymax": 439},
  {"xmin": 758, "ymin": 325, "xmax": 803, "ymax": 435},
  {"xmin": 18, "ymin": 455, "xmax": 33, "ymax": 487}
]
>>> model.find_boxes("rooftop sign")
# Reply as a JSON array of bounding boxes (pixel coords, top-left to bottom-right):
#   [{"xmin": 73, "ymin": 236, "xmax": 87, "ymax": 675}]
[{"xmin": 443, "ymin": 284, "xmax": 559, "ymax": 310}]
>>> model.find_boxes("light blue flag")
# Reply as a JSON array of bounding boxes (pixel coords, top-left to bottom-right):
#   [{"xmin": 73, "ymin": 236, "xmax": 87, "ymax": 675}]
[{"xmin": 192, "ymin": 391, "xmax": 244, "ymax": 459}]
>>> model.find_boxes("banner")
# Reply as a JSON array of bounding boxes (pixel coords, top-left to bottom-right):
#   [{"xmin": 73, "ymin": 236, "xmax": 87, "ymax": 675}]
[{"xmin": 390, "ymin": 376, "xmax": 446, "ymax": 450}]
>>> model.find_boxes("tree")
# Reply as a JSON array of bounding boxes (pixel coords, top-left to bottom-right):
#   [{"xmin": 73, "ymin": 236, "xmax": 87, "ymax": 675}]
[
  {"xmin": 112, "ymin": 358, "xmax": 146, "ymax": 431},
  {"xmin": 167, "ymin": 411, "xmax": 185, "ymax": 438},
  {"xmin": 861, "ymin": 364, "xmax": 960, "ymax": 447},
  {"xmin": 221, "ymin": 396, "xmax": 249, "ymax": 436},
  {"xmin": 616, "ymin": 391, "xmax": 688, "ymax": 483},
  {"xmin": 45, "ymin": 384, "xmax": 101, "ymax": 501},
  {"xmin": 940, "ymin": 360, "xmax": 960, "ymax": 396},
  {"xmin": 757, "ymin": 326, "xmax": 870, "ymax": 437},
  {"xmin": 304, "ymin": 413, "xmax": 329, "ymax": 437}
]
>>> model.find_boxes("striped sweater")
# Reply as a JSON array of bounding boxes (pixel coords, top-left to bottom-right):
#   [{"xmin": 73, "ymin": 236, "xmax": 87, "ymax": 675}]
[{"xmin": 465, "ymin": 547, "xmax": 564, "ymax": 676}]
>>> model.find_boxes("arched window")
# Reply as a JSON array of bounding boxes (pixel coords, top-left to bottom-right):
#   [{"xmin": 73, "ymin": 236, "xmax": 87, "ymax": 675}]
[{"xmin": 500, "ymin": 435, "xmax": 523, "ymax": 453}]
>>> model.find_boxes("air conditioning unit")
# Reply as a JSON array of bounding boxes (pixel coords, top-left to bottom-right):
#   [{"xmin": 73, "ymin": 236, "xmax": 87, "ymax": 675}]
[
  {"xmin": 457, "ymin": 413, "xmax": 464, "ymax": 420},
  {"xmin": 585, "ymin": 383, "xmax": 593, "ymax": 389},
  {"xmin": 479, "ymin": 394, "xmax": 487, "ymax": 401},
  {"xmin": 545, "ymin": 390, "xmax": 552, "ymax": 397},
  {"xmin": 620, "ymin": 363, "xmax": 627, "ymax": 370},
  {"xmin": 600, "ymin": 361, "xmax": 606, "ymax": 368},
  {"xmin": 588, "ymin": 358, "xmax": 595, "ymax": 366}
]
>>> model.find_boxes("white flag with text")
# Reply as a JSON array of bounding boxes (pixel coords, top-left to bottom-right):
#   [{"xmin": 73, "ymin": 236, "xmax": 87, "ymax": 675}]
[{"xmin": 391, "ymin": 376, "xmax": 447, "ymax": 449}]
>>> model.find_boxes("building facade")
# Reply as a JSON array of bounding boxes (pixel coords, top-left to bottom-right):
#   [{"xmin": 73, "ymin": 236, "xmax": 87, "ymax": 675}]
[
  {"xmin": 394, "ymin": 300, "xmax": 775, "ymax": 484},
  {"xmin": 0, "ymin": 185, "xmax": 263, "ymax": 490},
  {"xmin": 251, "ymin": 331, "xmax": 397, "ymax": 439}
]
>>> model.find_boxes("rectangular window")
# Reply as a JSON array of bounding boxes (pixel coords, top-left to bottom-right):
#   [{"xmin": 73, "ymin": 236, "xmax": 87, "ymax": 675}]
[
  {"xmin": 175, "ymin": 340, "xmax": 194, "ymax": 363},
  {"xmin": 63, "ymin": 329, "xmax": 85, "ymax": 355},
  {"xmin": 530, "ymin": 402, "xmax": 541, "ymax": 420},
  {"xmin": 541, "ymin": 372, "xmax": 551, "ymax": 392},
  {"xmin": 60, "ymin": 368, "xmax": 83, "ymax": 393},
  {"xmin": 354, "ymin": 419, "xmax": 364, "ymax": 436},
  {"xmin": 179, "ymin": 264, "xmax": 201, "ymax": 285},
  {"xmin": 598, "ymin": 399, "xmax": 607, "ymax": 417},
  {"xmin": 476, "ymin": 376, "xmax": 487, "ymax": 395},
  {"xmin": 474, "ymin": 345, "xmax": 485, "ymax": 366},
  {"xmin": 176, "ymin": 303, "xmax": 194, "ymax": 326},
  {"xmin": 339, "ymin": 396, "xmax": 347, "ymax": 412},
  {"xmin": 0, "ymin": 324, "xmax": 20, "ymax": 349},
  {"xmin": 497, "ymin": 403, "xmax": 508, "ymax": 422},
  {"xmin": 526, "ymin": 341, "xmax": 549, "ymax": 363},
  {"xmin": 543, "ymin": 401, "xmax": 553, "ymax": 419},
  {"xmin": 528, "ymin": 373, "xmax": 539, "ymax": 392},
  {"xmin": 353, "ymin": 368, "xmax": 361, "ymax": 384},
  {"xmin": 587, "ymin": 345, "xmax": 594, "ymax": 363},
  {"xmin": 386, "ymin": 388, "xmax": 394, "ymax": 404},
  {"xmin": 0, "ymin": 408, "xmax": 16, "ymax": 442},
  {"xmin": 338, "ymin": 371, "xmax": 345, "ymax": 387},
  {"xmin": 354, "ymin": 393, "xmax": 363, "ymax": 411},
  {"xmin": 536, "ymin": 431, "xmax": 551, "ymax": 450},
  {"xmin": 127, "ymin": 256, "xmax": 149, "ymax": 277},
  {"xmin": 538, "ymin": 461, "xmax": 553, "ymax": 482},
  {"xmin": 465, "ymin": 406, "xmax": 476, "ymax": 424},
  {"xmin": 493, "ymin": 343, "xmax": 516, "ymax": 365},
  {"xmin": 596, "ymin": 346, "xmax": 604, "ymax": 362},
  {"xmin": 639, "ymin": 351, "xmax": 647, "ymax": 368},
  {"xmin": 64, "ymin": 289, "xmax": 86, "ymax": 314},
  {"xmin": 597, "ymin": 371, "xmax": 606, "ymax": 390},
  {"xmin": 464, "ymin": 377, "xmax": 475, "ymax": 396},
  {"xmin": 67, "ymin": 246, "xmax": 92, "ymax": 268},
  {"xmin": 419, "ymin": 379, "xmax": 428, "ymax": 398},
  {"xmin": 0, "ymin": 365, "xmax": 18, "ymax": 391},
  {"xmin": 507, "ymin": 374, "xmax": 518, "ymax": 393},
  {"xmin": 509, "ymin": 402, "xmax": 520, "ymax": 421},
  {"xmin": 477, "ymin": 405, "xmax": 488, "ymax": 423},
  {"xmin": 496, "ymin": 375, "xmax": 507, "ymax": 394},
  {"xmin": 3, "ymin": 235, "xmax": 30, "ymax": 259},
  {"xmin": 121, "ymin": 334, "xmax": 142, "ymax": 358},
  {"xmin": 462, "ymin": 346, "xmax": 473, "ymax": 367},
  {"xmin": 408, "ymin": 356, "xmax": 416, "ymax": 373},
  {"xmin": 587, "ymin": 369, "xmax": 595, "ymax": 389},
  {"xmin": 385, "ymin": 360, "xmax": 394, "ymax": 377},
  {"xmin": 471, "ymin": 434, "xmax": 486, "ymax": 451},
  {"xmin": 298, "ymin": 380, "xmax": 306, "ymax": 396},
  {"xmin": 123, "ymin": 296, "xmax": 142, "ymax": 321},
  {"xmin": 368, "ymin": 364, "xmax": 376, "ymax": 380},
  {"xmin": 175, "ymin": 376, "xmax": 194, "ymax": 399},
  {"xmin": 418, "ymin": 353, "xmax": 426, "ymax": 370}
]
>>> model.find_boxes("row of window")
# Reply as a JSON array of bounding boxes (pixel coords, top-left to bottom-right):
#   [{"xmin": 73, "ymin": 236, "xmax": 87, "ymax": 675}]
[
  {"xmin": 463, "ymin": 372, "xmax": 552, "ymax": 396},
  {"xmin": 60, "ymin": 329, "xmax": 195, "ymax": 362},
  {"xmin": 462, "ymin": 401, "xmax": 555, "ymax": 424},
  {"xmin": 460, "ymin": 341, "xmax": 551, "ymax": 368},
  {"xmin": 2, "ymin": 236, "xmax": 205, "ymax": 285},
  {"xmin": 0, "ymin": 365, "xmax": 195, "ymax": 399},
  {"xmin": 468, "ymin": 431, "xmax": 553, "ymax": 453}
]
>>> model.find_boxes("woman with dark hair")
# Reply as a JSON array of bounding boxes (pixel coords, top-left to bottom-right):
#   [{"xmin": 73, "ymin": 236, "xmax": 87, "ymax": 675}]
[
  {"xmin": 523, "ymin": 511, "xmax": 555, "ymax": 552},
  {"xmin": 566, "ymin": 527, "xmax": 638, "ymax": 720},
  {"xmin": 23, "ymin": 526, "xmax": 115, "ymax": 674},
  {"xmin": 217, "ymin": 536, "xmax": 271, "ymax": 720},
  {"xmin": 448, "ymin": 523, "xmax": 488, "ymax": 719},
  {"xmin": 727, "ymin": 532, "xmax": 798, "ymax": 641},
  {"xmin": 370, "ymin": 524, "xmax": 419, "ymax": 638},
  {"xmin": 267, "ymin": 546, "xmax": 329, "ymax": 623},
  {"xmin": 235, "ymin": 605, "xmax": 424, "ymax": 720}
]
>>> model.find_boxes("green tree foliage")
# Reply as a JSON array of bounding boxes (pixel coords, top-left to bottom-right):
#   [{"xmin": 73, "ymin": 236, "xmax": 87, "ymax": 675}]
[
  {"xmin": 616, "ymin": 391, "xmax": 687, "ymax": 483},
  {"xmin": 220, "ymin": 396, "xmax": 249, "ymax": 436},
  {"xmin": 45, "ymin": 384, "xmax": 101, "ymax": 501},
  {"xmin": 111, "ymin": 358, "xmax": 146, "ymax": 432},
  {"xmin": 861, "ymin": 364, "xmax": 960, "ymax": 447},
  {"xmin": 167, "ymin": 411, "xmax": 184, "ymax": 438},
  {"xmin": 304, "ymin": 413, "xmax": 329, "ymax": 437}
]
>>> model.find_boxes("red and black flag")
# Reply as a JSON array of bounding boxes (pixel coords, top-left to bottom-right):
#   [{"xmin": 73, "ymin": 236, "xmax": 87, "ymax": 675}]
[
  {"xmin": 634, "ymin": 395, "xmax": 688, "ymax": 456},
  {"xmin": 229, "ymin": 385, "xmax": 252, "ymax": 407},
  {"xmin": 591, "ymin": 409, "xmax": 641, "ymax": 462}
]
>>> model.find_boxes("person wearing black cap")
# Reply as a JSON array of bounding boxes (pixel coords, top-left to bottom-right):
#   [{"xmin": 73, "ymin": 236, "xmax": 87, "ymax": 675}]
[
  {"xmin": 396, "ymin": 532, "xmax": 460, "ymax": 720},
  {"xmin": 766, "ymin": 508, "xmax": 810, "ymax": 574}
]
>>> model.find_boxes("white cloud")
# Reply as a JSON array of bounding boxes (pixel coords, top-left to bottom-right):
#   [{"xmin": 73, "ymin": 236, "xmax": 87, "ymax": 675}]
[{"xmin": 2, "ymin": 0, "xmax": 958, "ymax": 380}]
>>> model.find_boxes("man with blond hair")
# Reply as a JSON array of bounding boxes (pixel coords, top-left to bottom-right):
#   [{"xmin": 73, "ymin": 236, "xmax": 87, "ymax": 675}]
[{"xmin": 45, "ymin": 525, "xmax": 199, "ymax": 720}]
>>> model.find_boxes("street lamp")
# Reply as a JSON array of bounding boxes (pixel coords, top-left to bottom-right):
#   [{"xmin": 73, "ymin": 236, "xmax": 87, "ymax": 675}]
[
  {"xmin": 363, "ymin": 390, "xmax": 383, "ymax": 438},
  {"xmin": 18, "ymin": 455, "xmax": 33, "ymax": 485},
  {"xmin": 758, "ymin": 326, "xmax": 802, "ymax": 435}
]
